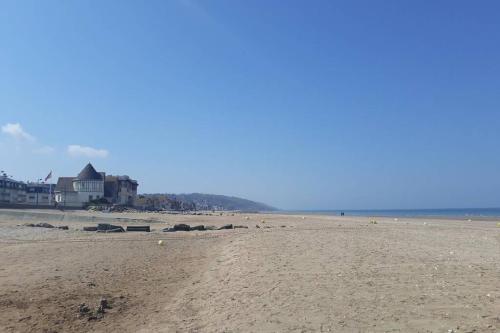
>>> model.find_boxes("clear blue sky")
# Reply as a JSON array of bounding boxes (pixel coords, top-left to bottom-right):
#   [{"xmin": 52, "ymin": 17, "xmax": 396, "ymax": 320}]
[{"xmin": 1, "ymin": 0, "xmax": 499, "ymax": 210}]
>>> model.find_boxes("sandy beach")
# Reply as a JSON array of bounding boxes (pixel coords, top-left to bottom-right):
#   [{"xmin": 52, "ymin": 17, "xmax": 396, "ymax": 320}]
[{"xmin": 0, "ymin": 209, "xmax": 498, "ymax": 332}]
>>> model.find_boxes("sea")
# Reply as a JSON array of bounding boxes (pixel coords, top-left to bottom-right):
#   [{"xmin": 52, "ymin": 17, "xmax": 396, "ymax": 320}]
[{"xmin": 274, "ymin": 208, "xmax": 500, "ymax": 218}]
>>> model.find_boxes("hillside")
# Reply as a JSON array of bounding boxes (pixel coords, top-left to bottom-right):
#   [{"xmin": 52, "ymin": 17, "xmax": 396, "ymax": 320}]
[{"xmin": 135, "ymin": 193, "xmax": 277, "ymax": 212}]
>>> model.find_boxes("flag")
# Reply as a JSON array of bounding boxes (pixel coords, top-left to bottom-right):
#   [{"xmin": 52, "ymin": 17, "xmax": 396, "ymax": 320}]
[{"xmin": 44, "ymin": 171, "xmax": 52, "ymax": 182}]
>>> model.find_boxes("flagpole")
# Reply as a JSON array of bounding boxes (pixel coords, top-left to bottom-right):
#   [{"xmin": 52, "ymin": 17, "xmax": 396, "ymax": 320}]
[{"xmin": 45, "ymin": 170, "xmax": 53, "ymax": 206}]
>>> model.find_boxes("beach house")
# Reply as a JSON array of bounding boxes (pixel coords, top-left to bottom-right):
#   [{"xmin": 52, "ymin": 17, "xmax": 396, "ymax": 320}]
[{"xmin": 54, "ymin": 163, "xmax": 138, "ymax": 208}]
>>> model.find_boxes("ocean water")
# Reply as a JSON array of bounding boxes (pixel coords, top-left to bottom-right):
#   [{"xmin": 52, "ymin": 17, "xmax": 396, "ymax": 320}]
[{"xmin": 276, "ymin": 208, "xmax": 500, "ymax": 218}]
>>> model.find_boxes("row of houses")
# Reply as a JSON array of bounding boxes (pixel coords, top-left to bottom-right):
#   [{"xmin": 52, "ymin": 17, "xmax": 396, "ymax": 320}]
[
  {"xmin": 0, "ymin": 178, "xmax": 53, "ymax": 206},
  {"xmin": 0, "ymin": 163, "xmax": 138, "ymax": 208}
]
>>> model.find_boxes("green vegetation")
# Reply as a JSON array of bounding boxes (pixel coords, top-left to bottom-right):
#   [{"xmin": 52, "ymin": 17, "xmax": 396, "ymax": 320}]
[{"xmin": 135, "ymin": 193, "xmax": 276, "ymax": 212}]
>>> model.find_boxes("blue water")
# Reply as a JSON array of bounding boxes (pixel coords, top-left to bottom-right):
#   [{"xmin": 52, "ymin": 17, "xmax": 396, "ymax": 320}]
[{"xmin": 276, "ymin": 208, "xmax": 500, "ymax": 218}]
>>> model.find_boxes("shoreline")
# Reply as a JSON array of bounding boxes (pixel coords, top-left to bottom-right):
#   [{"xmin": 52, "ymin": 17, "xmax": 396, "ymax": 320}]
[
  {"xmin": 268, "ymin": 209, "xmax": 500, "ymax": 221},
  {"xmin": 2, "ymin": 207, "xmax": 500, "ymax": 223}
]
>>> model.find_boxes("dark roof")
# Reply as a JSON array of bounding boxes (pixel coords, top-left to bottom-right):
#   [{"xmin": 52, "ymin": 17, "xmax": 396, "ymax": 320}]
[
  {"xmin": 76, "ymin": 163, "xmax": 103, "ymax": 181},
  {"xmin": 105, "ymin": 175, "xmax": 118, "ymax": 182},
  {"xmin": 106, "ymin": 175, "xmax": 138, "ymax": 184},
  {"xmin": 55, "ymin": 177, "xmax": 75, "ymax": 192}
]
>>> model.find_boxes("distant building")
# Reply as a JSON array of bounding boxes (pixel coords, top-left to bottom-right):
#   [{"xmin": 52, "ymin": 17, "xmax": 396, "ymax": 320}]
[
  {"xmin": 54, "ymin": 163, "xmax": 138, "ymax": 208},
  {"xmin": 0, "ymin": 176, "xmax": 27, "ymax": 204},
  {"xmin": 25, "ymin": 183, "xmax": 54, "ymax": 206},
  {"xmin": 55, "ymin": 163, "xmax": 104, "ymax": 207},
  {"xmin": 104, "ymin": 175, "xmax": 138, "ymax": 206}
]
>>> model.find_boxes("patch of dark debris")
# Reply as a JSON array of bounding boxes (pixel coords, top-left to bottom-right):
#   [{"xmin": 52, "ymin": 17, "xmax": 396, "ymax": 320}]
[
  {"xmin": 23, "ymin": 223, "xmax": 68, "ymax": 230},
  {"xmin": 77, "ymin": 298, "xmax": 111, "ymax": 321},
  {"xmin": 162, "ymin": 223, "xmax": 250, "ymax": 232}
]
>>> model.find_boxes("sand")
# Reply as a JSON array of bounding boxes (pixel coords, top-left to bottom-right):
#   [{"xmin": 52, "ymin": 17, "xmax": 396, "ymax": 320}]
[{"xmin": 0, "ymin": 209, "xmax": 498, "ymax": 332}]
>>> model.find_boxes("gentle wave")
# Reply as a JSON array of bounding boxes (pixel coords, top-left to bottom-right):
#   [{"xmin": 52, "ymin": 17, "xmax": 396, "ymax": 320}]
[{"xmin": 274, "ymin": 208, "xmax": 500, "ymax": 218}]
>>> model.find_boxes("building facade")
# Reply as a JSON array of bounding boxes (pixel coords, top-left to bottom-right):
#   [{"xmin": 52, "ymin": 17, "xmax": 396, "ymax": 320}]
[
  {"xmin": 104, "ymin": 175, "xmax": 138, "ymax": 206},
  {"xmin": 25, "ymin": 183, "xmax": 54, "ymax": 205},
  {"xmin": 0, "ymin": 174, "xmax": 54, "ymax": 206},
  {"xmin": 55, "ymin": 163, "xmax": 138, "ymax": 208},
  {"xmin": 0, "ymin": 176, "xmax": 27, "ymax": 204}
]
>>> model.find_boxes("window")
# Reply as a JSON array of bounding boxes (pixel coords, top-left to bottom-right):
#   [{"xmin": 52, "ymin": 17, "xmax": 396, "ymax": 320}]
[{"xmin": 89, "ymin": 195, "xmax": 93, "ymax": 201}]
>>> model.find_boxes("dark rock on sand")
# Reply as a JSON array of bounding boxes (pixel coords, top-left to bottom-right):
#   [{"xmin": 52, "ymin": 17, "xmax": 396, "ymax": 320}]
[
  {"xmin": 100, "ymin": 298, "xmax": 109, "ymax": 309},
  {"xmin": 190, "ymin": 225, "xmax": 205, "ymax": 231},
  {"xmin": 163, "ymin": 224, "xmax": 191, "ymax": 232},
  {"xmin": 173, "ymin": 224, "xmax": 191, "ymax": 231},
  {"xmin": 163, "ymin": 224, "xmax": 234, "ymax": 232},
  {"xmin": 38, "ymin": 223, "xmax": 54, "ymax": 228},
  {"xmin": 217, "ymin": 224, "xmax": 233, "ymax": 230},
  {"xmin": 83, "ymin": 224, "xmax": 124, "ymax": 232},
  {"xmin": 25, "ymin": 223, "xmax": 55, "ymax": 228},
  {"xmin": 96, "ymin": 228, "xmax": 124, "ymax": 233},
  {"xmin": 126, "ymin": 226, "xmax": 151, "ymax": 232},
  {"xmin": 170, "ymin": 223, "xmax": 191, "ymax": 231},
  {"xmin": 233, "ymin": 225, "xmax": 249, "ymax": 229},
  {"xmin": 78, "ymin": 303, "xmax": 90, "ymax": 314},
  {"xmin": 96, "ymin": 223, "xmax": 125, "ymax": 233},
  {"xmin": 97, "ymin": 298, "xmax": 109, "ymax": 314}
]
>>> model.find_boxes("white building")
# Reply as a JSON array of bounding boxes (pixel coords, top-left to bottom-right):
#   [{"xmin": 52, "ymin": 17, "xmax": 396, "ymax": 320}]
[
  {"xmin": 55, "ymin": 163, "xmax": 105, "ymax": 208},
  {"xmin": 54, "ymin": 163, "xmax": 138, "ymax": 208}
]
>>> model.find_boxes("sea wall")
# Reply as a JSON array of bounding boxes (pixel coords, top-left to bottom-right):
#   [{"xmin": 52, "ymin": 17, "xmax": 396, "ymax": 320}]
[{"xmin": 0, "ymin": 209, "xmax": 155, "ymax": 224}]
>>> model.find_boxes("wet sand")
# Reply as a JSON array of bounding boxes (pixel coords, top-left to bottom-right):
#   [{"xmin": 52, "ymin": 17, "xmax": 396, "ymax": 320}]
[{"xmin": 0, "ymin": 210, "xmax": 499, "ymax": 332}]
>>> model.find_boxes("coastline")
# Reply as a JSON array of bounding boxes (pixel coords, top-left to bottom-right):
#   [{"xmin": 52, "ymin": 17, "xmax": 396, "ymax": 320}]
[{"xmin": 271, "ymin": 208, "xmax": 500, "ymax": 221}]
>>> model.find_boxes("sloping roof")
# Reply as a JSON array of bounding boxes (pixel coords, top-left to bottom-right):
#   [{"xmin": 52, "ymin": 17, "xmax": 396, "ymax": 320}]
[
  {"xmin": 106, "ymin": 174, "xmax": 138, "ymax": 184},
  {"xmin": 76, "ymin": 163, "xmax": 103, "ymax": 181},
  {"xmin": 55, "ymin": 177, "xmax": 75, "ymax": 192},
  {"xmin": 0, "ymin": 177, "xmax": 24, "ymax": 184}
]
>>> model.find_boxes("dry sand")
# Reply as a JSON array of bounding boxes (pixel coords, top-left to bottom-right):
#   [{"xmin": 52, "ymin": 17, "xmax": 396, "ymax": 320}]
[{"xmin": 0, "ymin": 209, "xmax": 498, "ymax": 332}]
